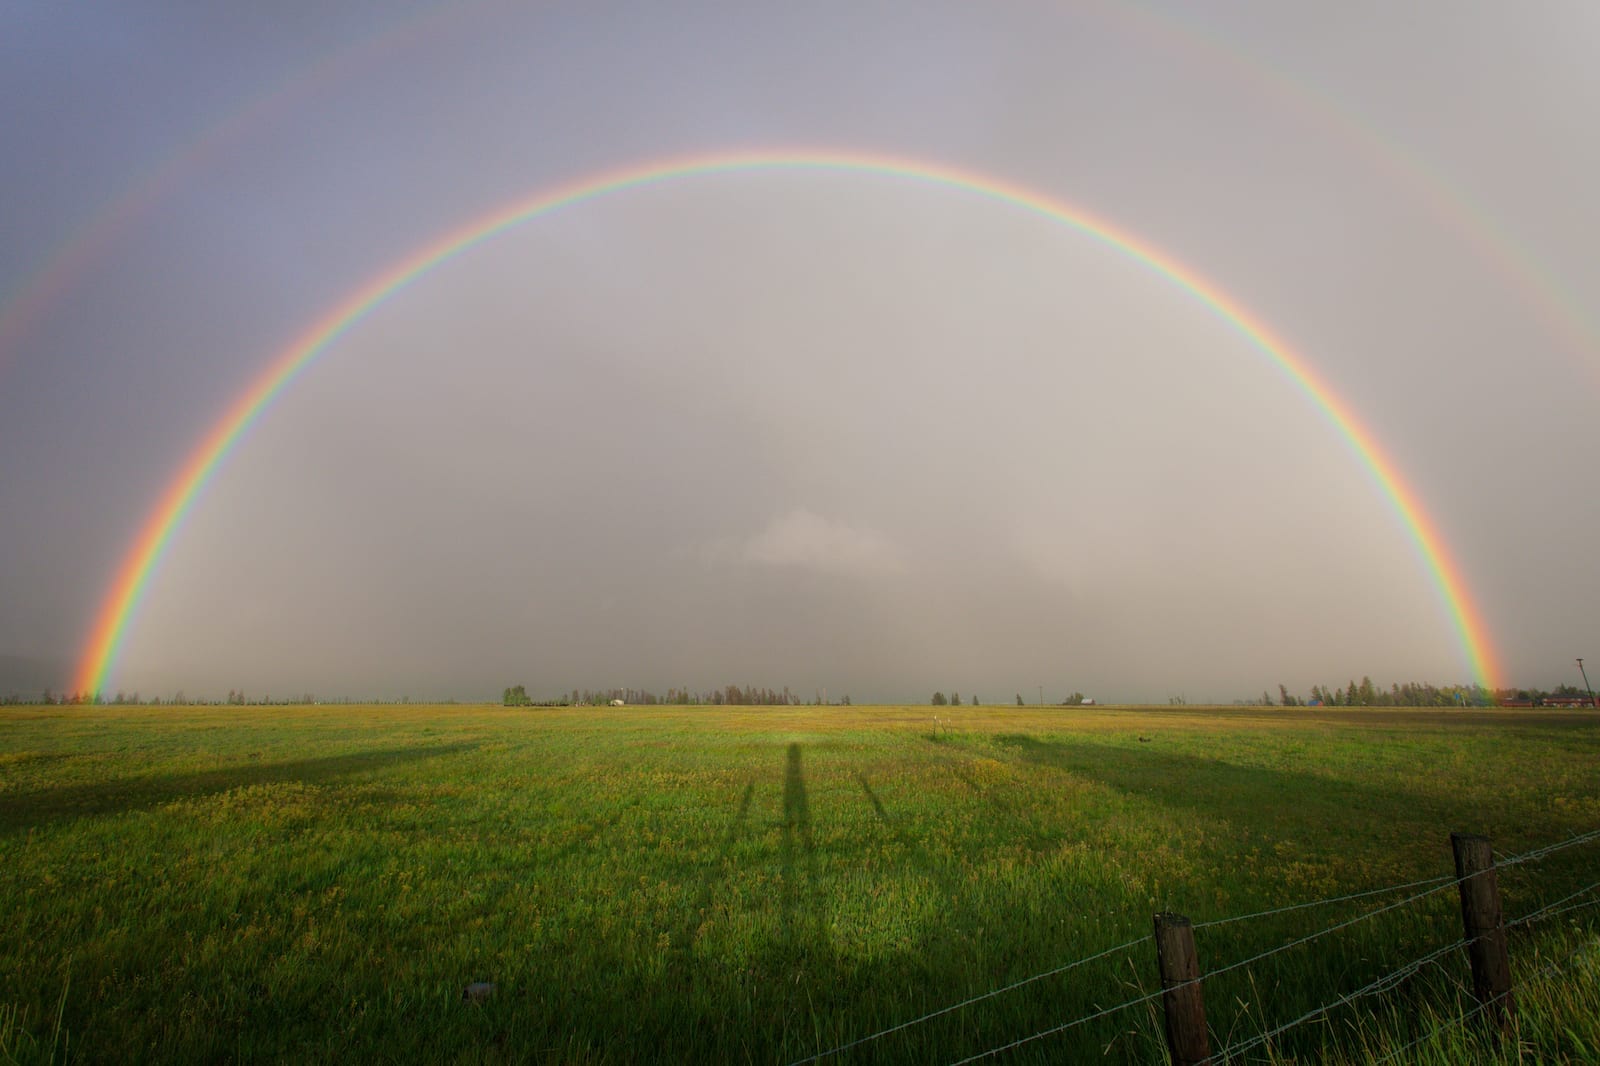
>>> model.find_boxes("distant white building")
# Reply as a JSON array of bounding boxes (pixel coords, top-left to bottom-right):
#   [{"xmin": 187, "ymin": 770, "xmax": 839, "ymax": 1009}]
[
  {"xmin": 1081, "ymin": 698, "xmax": 1095, "ymax": 706},
  {"xmin": 610, "ymin": 698, "xmax": 625, "ymax": 707}
]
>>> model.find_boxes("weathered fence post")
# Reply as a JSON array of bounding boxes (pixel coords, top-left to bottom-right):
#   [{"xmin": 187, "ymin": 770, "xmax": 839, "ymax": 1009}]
[
  {"xmin": 1154, "ymin": 912, "xmax": 1211, "ymax": 1066},
  {"xmin": 1450, "ymin": 832, "xmax": 1515, "ymax": 1032}
]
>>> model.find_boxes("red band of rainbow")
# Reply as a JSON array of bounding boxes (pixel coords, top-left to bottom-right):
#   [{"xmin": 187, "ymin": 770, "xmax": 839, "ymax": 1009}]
[{"xmin": 73, "ymin": 149, "xmax": 1501, "ymax": 695}]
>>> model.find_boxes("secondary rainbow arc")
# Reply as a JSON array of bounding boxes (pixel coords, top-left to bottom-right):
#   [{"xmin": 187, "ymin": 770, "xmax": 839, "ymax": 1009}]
[
  {"xmin": 7, "ymin": 6, "xmax": 1594, "ymax": 402},
  {"xmin": 72, "ymin": 149, "xmax": 1502, "ymax": 696}
]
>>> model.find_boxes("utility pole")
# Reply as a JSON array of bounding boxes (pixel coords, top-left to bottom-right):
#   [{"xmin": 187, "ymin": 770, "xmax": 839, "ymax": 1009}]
[
  {"xmin": 1579, "ymin": 658, "xmax": 1595, "ymax": 708},
  {"xmin": 1038, "ymin": 684, "xmax": 1044, "ymax": 707}
]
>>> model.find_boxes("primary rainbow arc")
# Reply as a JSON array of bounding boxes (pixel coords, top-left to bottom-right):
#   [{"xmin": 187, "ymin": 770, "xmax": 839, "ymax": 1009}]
[{"xmin": 73, "ymin": 149, "xmax": 1502, "ymax": 696}]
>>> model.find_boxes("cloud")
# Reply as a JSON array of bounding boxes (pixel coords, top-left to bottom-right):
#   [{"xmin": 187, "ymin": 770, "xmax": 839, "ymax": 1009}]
[{"xmin": 737, "ymin": 508, "xmax": 907, "ymax": 579}]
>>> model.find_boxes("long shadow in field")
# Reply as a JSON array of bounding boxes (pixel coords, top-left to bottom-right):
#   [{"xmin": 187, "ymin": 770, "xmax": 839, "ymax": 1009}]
[
  {"xmin": 857, "ymin": 774, "xmax": 888, "ymax": 822},
  {"xmin": 0, "ymin": 742, "xmax": 478, "ymax": 835},
  {"xmin": 949, "ymin": 765, "xmax": 1018, "ymax": 816},
  {"xmin": 780, "ymin": 742, "xmax": 820, "ymax": 949},
  {"xmin": 511, "ymin": 746, "xmax": 1171, "ymax": 1065},
  {"xmin": 731, "ymin": 779, "xmax": 756, "ymax": 837},
  {"xmin": 530, "ymin": 762, "xmax": 1178, "ymax": 1066},
  {"xmin": 991, "ymin": 733, "xmax": 1447, "ymax": 834},
  {"xmin": 863, "ymin": 768, "xmax": 996, "ymax": 902}
]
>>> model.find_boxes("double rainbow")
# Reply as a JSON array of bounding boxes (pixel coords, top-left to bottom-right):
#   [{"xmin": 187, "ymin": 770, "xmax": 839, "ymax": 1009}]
[{"xmin": 73, "ymin": 150, "xmax": 1501, "ymax": 696}]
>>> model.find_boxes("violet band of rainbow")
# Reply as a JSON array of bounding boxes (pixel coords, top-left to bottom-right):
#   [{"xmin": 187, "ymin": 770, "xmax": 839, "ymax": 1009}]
[{"xmin": 72, "ymin": 150, "xmax": 1501, "ymax": 695}]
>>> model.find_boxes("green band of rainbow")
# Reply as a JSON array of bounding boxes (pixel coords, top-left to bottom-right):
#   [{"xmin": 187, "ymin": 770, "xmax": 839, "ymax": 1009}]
[{"xmin": 73, "ymin": 149, "xmax": 1501, "ymax": 695}]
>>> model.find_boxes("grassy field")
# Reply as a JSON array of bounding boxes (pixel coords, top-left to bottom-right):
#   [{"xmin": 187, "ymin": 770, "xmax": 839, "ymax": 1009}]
[{"xmin": 1, "ymin": 703, "xmax": 1597, "ymax": 1063}]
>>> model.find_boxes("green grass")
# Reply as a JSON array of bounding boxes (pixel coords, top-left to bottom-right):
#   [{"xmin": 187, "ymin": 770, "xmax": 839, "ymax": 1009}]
[{"xmin": 1, "ymin": 703, "xmax": 1596, "ymax": 1063}]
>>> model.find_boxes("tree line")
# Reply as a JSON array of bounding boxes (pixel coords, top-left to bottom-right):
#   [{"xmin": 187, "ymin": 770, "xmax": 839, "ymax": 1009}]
[
  {"xmin": 930, "ymin": 692, "xmax": 1090, "ymax": 706},
  {"xmin": 1260, "ymin": 678, "xmax": 1594, "ymax": 708},
  {"xmin": 503, "ymin": 684, "xmax": 852, "ymax": 707},
  {"xmin": 2, "ymin": 690, "xmax": 448, "ymax": 707},
  {"xmin": 7, "ymin": 676, "xmax": 1591, "ymax": 709}
]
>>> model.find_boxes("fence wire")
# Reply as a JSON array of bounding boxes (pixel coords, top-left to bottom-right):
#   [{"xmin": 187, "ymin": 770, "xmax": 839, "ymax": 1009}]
[
  {"xmin": 942, "ymin": 883, "xmax": 1469, "ymax": 1066},
  {"xmin": 1204, "ymin": 834, "xmax": 1600, "ymax": 1063},
  {"xmin": 1197, "ymin": 823, "xmax": 1600, "ymax": 935},
  {"xmin": 1499, "ymin": 825, "xmax": 1600, "ymax": 868},
  {"xmin": 1194, "ymin": 872, "xmax": 1455, "ymax": 930},
  {"xmin": 1197, "ymin": 876, "xmax": 1460, "ymax": 987},
  {"xmin": 1215, "ymin": 938, "xmax": 1469, "ymax": 1063},
  {"xmin": 943, "ymin": 985, "xmax": 1167, "ymax": 1066},
  {"xmin": 1369, "ymin": 933, "xmax": 1594, "ymax": 1066},
  {"xmin": 785, "ymin": 933, "xmax": 1146, "ymax": 1065},
  {"xmin": 1207, "ymin": 846, "xmax": 1600, "ymax": 1062},
  {"xmin": 791, "ymin": 824, "xmax": 1600, "ymax": 1065},
  {"xmin": 1510, "ymin": 878, "xmax": 1600, "ymax": 930},
  {"xmin": 1367, "ymin": 988, "xmax": 1507, "ymax": 1066}
]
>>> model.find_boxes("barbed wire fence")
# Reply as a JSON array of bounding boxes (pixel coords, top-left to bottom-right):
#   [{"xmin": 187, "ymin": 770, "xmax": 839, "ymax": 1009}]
[
  {"xmin": 1212, "ymin": 937, "xmax": 1471, "ymax": 1063},
  {"xmin": 783, "ymin": 932, "xmax": 1149, "ymax": 1066},
  {"xmin": 1369, "ymin": 933, "xmax": 1595, "ymax": 1066},
  {"xmin": 784, "ymin": 824, "xmax": 1600, "ymax": 1066}
]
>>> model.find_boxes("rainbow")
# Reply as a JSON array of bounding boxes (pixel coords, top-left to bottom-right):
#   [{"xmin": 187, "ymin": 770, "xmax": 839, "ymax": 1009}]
[{"xmin": 72, "ymin": 149, "xmax": 1503, "ymax": 695}]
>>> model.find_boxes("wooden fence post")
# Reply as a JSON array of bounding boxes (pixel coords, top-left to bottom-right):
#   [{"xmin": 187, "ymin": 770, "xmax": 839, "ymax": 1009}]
[
  {"xmin": 1451, "ymin": 832, "xmax": 1515, "ymax": 1033},
  {"xmin": 1153, "ymin": 912, "xmax": 1211, "ymax": 1066}
]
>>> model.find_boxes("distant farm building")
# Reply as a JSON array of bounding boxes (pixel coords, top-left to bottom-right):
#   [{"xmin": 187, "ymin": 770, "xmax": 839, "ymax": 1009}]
[
  {"xmin": 1542, "ymin": 694, "xmax": 1596, "ymax": 708},
  {"xmin": 610, "ymin": 698, "xmax": 625, "ymax": 706}
]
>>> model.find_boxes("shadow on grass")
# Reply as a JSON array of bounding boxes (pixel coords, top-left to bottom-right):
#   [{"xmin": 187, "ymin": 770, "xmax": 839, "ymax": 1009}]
[
  {"xmin": 734, "ymin": 779, "xmax": 755, "ymax": 828},
  {"xmin": 780, "ymin": 743, "xmax": 819, "ymax": 951},
  {"xmin": 522, "ymin": 745, "xmax": 1167, "ymax": 1066},
  {"xmin": 7, "ymin": 740, "xmax": 1241, "ymax": 1065},
  {"xmin": 990, "ymin": 733, "xmax": 1447, "ymax": 834},
  {"xmin": 858, "ymin": 774, "xmax": 888, "ymax": 822},
  {"xmin": 0, "ymin": 742, "xmax": 478, "ymax": 835}
]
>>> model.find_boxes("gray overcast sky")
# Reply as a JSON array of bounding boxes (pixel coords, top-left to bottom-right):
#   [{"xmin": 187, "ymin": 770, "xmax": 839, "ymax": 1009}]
[{"xmin": 2, "ymin": 1, "xmax": 1597, "ymax": 702}]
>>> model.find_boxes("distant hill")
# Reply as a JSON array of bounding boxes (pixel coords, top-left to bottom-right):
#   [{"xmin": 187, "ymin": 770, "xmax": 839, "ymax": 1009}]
[{"xmin": 0, "ymin": 653, "xmax": 72, "ymax": 699}]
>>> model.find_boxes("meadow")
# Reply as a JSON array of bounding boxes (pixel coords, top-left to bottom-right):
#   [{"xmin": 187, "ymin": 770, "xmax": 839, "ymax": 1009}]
[{"xmin": 1, "ymin": 702, "xmax": 1596, "ymax": 1063}]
